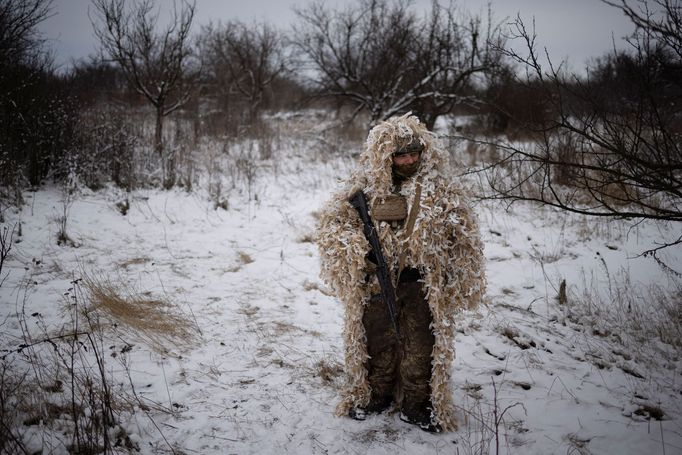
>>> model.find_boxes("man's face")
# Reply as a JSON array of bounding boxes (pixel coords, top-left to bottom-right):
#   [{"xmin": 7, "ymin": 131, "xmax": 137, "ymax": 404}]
[
  {"xmin": 392, "ymin": 151, "xmax": 421, "ymax": 166},
  {"xmin": 392, "ymin": 150, "xmax": 422, "ymax": 180}
]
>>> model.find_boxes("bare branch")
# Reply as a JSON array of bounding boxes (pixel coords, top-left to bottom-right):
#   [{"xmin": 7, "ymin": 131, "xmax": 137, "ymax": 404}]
[
  {"xmin": 0, "ymin": 0, "xmax": 54, "ymax": 65},
  {"xmin": 292, "ymin": 0, "xmax": 504, "ymax": 127},
  {"xmin": 467, "ymin": 8, "xmax": 682, "ymax": 242},
  {"xmin": 198, "ymin": 20, "xmax": 289, "ymax": 123},
  {"xmin": 0, "ymin": 223, "xmax": 15, "ymax": 289},
  {"xmin": 90, "ymin": 0, "xmax": 198, "ymax": 155}
]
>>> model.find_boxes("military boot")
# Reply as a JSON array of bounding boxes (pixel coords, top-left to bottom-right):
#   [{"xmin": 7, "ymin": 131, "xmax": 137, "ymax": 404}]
[
  {"xmin": 348, "ymin": 395, "xmax": 393, "ymax": 421},
  {"xmin": 399, "ymin": 405, "xmax": 442, "ymax": 433}
]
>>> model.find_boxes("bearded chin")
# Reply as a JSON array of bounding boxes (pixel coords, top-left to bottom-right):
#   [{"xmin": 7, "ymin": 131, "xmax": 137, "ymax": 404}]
[{"xmin": 393, "ymin": 161, "xmax": 421, "ymax": 180}]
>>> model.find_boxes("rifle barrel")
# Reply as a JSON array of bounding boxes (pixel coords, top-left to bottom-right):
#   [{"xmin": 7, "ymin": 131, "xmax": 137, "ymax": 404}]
[{"xmin": 349, "ymin": 191, "xmax": 401, "ymax": 341}]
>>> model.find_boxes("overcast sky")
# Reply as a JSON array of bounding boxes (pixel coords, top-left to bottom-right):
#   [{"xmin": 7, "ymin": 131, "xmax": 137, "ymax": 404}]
[{"xmin": 38, "ymin": 0, "xmax": 636, "ymax": 73}]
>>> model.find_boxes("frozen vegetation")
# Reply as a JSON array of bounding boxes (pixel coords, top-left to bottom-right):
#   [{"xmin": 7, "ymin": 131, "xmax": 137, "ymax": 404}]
[{"xmin": 0, "ymin": 113, "xmax": 680, "ymax": 454}]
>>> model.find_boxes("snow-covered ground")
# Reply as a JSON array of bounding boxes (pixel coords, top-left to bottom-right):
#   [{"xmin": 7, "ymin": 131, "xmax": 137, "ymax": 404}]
[{"xmin": 1, "ymin": 136, "xmax": 681, "ymax": 454}]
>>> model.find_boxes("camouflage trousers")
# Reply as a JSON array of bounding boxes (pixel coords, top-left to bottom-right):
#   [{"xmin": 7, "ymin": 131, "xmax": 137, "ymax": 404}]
[{"xmin": 363, "ymin": 269, "xmax": 435, "ymax": 417}]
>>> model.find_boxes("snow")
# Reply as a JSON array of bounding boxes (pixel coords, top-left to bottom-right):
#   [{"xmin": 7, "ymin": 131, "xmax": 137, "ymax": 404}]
[{"xmin": 1, "ymin": 141, "xmax": 681, "ymax": 454}]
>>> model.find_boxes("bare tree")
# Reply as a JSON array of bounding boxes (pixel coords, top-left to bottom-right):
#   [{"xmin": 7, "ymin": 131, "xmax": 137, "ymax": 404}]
[
  {"xmin": 0, "ymin": 0, "xmax": 52, "ymax": 65},
  {"xmin": 603, "ymin": 0, "xmax": 682, "ymax": 62},
  {"xmin": 0, "ymin": 0, "xmax": 75, "ymax": 189},
  {"xmin": 91, "ymin": 0, "xmax": 198, "ymax": 188},
  {"xmin": 293, "ymin": 0, "xmax": 501, "ymax": 128},
  {"xmin": 410, "ymin": 3, "xmax": 504, "ymax": 128},
  {"xmin": 199, "ymin": 20, "xmax": 289, "ymax": 125},
  {"xmin": 472, "ymin": 3, "xmax": 682, "ymax": 258}
]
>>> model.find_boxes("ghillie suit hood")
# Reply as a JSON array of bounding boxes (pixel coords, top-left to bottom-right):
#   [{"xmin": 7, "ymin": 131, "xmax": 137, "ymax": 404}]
[{"xmin": 316, "ymin": 113, "xmax": 486, "ymax": 431}]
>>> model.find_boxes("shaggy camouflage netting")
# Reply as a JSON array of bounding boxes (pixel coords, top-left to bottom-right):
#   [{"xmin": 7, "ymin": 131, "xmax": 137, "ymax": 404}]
[{"xmin": 315, "ymin": 113, "xmax": 486, "ymax": 431}]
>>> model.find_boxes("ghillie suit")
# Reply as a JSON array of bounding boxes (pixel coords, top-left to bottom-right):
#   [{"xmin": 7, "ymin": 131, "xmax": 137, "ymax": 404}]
[{"xmin": 316, "ymin": 113, "xmax": 486, "ymax": 431}]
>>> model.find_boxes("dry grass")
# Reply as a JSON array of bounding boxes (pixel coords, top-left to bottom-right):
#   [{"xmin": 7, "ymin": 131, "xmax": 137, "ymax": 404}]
[
  {"xmin": 297, "ymin": 232, "xmax": 315, "ymax": 243},
  {"xmin": 272, "ymin": 321, "xmax": 298, "ymax": 336},
  {"xmin": 302, "ymin": 279, "xmax": 333, "ymax": 296},
  {"xmin": 117, "ymin": 257, "xmax": 150, "ymax": 269},
  {"xmin": 314, "ymin": 358, "xmax": 343, "ymax": 385},
  {"xmin": 565, "ymin": 433, "xmax": 592, "ymax": 455},
  {"xmin": 498, "ymin": 325, "xmax": 536, "ymax": 350},
  {"xmin": 238, "ymin": 251, "xmax": 254, "ymax": 264},
  {"xmin": 82, "ymin": 273, "xmax": 197, "ymax": 353},
  {"xmin": 562, "ymin": 269, "xmax": 682, "ymax": 394},
  {"xmin": 0, "ymin": 276, "xmax": 145, "ymax": 454},
  {"xmin": 454, "ymin": 381, "xmax": 527, "ymax": 455},
  {"xmin": 634, "ymin": 403, "xmax": 665, "ymax": 421}
]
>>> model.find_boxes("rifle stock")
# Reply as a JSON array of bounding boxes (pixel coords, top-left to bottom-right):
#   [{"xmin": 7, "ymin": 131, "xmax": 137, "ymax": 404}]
[{"xmin": 349, "ymin": 190, "xmax": 401, "ymax": 341}]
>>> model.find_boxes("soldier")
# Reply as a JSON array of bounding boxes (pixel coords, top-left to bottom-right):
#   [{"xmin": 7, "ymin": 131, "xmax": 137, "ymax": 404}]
[{"xmin": 316, "ymin": 113, "xmax": 486, "ymax": 432}]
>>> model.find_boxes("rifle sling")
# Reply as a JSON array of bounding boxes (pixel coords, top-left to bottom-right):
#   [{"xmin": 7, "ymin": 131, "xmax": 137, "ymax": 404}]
[{"xmin": 395, "ymin": 177, "xmax": 422, "ymax": 286}]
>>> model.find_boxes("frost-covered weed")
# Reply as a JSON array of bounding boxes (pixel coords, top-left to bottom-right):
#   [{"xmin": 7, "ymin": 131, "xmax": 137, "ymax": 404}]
[
  {"xmin": 561, "ymin": 267, "xmax": 681, "ymax": 379},
  {"xmin": 0, "ymin": 278, "xmax": 138, "ymax": 454}
]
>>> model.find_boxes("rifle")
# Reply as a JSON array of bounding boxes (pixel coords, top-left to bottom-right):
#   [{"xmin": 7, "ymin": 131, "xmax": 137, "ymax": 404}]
[{"xmin": 349, "ymin": 190, "xmax": 401, "ymax": 341}]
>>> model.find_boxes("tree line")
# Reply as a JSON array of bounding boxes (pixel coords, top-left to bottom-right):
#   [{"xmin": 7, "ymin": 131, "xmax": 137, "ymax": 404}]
[{"xmin": 1, "ymin": 0, "xmax": 680, "ymax": 234}]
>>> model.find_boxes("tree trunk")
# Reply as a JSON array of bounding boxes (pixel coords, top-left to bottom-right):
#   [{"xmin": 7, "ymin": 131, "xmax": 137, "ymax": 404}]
[
  {"xmin": 155, "ymin": 105, "xmax": 174, "ymax": 189},
  {"xmin": 154, "ymin": 105, "xmax": 164, "ymax": 157},
  {"xmin": 422, "ymin": 114, "xmax": 437, "ymax": 131}
]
